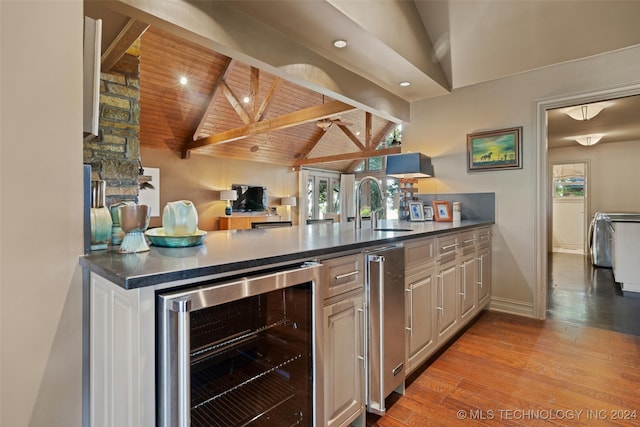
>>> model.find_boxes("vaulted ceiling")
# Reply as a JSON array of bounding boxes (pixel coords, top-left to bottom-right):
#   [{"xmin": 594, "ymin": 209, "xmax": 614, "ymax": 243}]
[
  {"xmin": 85, "ymin": 0, "xmax": 640, "ymax": 166},
  {"xmin": 138, "ymin": 27, "xmax": 399, "ymax": 171}
]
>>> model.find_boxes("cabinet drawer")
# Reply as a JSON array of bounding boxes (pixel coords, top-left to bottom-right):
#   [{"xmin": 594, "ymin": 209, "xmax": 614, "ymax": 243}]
[
  {"xmin": 477, "ymin": 227, "xmax": 491, "ymax": 247},
  {"xmin": 405, "ymin": 237, "xmax": 435, "ymax": 270},
  {"xmin": 459, "ymin": 230, "xmax": 476, "ymax": 256},
  {"xmin": 436, "ymin": 233, "xmax": 458, "ymax": 262},
  {"xmin": 322, "ymin": 253, "xmax": 364, "ymax": 299}
]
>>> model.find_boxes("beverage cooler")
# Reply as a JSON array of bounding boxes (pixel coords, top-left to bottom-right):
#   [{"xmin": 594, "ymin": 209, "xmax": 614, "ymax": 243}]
[{"xmin": 157, "ymin": 262, "xmax": 323, "ymax": 427}]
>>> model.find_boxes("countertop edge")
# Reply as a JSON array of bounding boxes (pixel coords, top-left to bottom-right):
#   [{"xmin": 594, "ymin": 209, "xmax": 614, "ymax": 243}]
[{"xmin": 80, "ymin": 220, "xmax": 494, "ymax": 290}]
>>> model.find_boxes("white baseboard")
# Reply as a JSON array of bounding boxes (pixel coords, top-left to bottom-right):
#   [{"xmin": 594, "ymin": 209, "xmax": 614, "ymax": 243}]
[{"xmin": 488, "ymin": 297, "xmax": 535, "ymax": 318}]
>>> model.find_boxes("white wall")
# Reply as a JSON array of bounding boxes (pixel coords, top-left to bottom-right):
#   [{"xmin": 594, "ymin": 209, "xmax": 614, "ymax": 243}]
[
  {"xmin": 404, "ymin": 46, "xmax": 640, "ymax": 317},
  {"xmin": 1, "ymin": 1, "xmax": 84, "ymax": 426},
  {"xmin": 140, "ymin": 148, "xmax": 299, "ymax": 229},
  {"xmin": 549, "ymin": 140, "xmax": 640, "ymax": 216}
]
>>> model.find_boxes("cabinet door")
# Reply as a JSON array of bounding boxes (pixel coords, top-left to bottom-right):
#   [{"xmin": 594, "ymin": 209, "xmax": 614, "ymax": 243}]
[
  {"xmin": 437, "ymin": 262, "xmax": 458, "ymax": 341},
  {"xmin": 324, "ymin": 294, "xmax": 365, "ymax": 427},
  {"xmin": 459, "ymin": 256, "xmax": 477, "ymax": 322},
  {"xmin": 406, "ymin": 268, "xmax": 436, "ymax": 373},
  {"xmin": 477, "ymin": 246, "xmax": 491, "ymax": 308}
]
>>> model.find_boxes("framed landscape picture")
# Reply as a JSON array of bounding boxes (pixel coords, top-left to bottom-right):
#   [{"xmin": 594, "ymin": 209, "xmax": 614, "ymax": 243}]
[{"xmin": 467, "ymin": 126, "xmax": 522, "ymax": 172}]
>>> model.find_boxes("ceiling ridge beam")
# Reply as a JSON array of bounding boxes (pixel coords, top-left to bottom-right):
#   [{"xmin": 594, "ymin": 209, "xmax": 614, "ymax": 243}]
[
  {"xmin": 294, "ymin": 146, "xmax": 401, "ymax": 168},
  {"xmin": 183, "ymin": 100, "xmax": 356, "ymax": 155},
  {"xmin": 101, "ymin": 18, "xmax": 149, "ymax": 73}
]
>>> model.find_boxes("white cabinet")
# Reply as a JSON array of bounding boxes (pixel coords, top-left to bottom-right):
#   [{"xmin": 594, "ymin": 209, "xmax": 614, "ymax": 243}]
[
  {"xmin": 458, "ymin": 230, "xmax": 477, "ymax": 322},
  {"xmin": 324, "ymin": 293, "xmax": 365, "ymax": 427},
  {"xmin": 459, "ymin": 256, "xmax": 477, "ymax": 322},
  {"xmin": 475, "ymin": 227, "xmax": 492, "ymax": 311},
  {"xmin": 402, "ymin": 226, "xmax": 492, "ymax": 376},
  {"xmin": 476, "ymin": 245, "xmax": 491, "ymax": 308},
  {"xmin": 404, "ymin": 237, "xmax": 436, "ymax": 374},
  {"xmin": 322, "ymin": 253, "xmax": 366, "ymax": 427},
  {"xmin": 612, "ymin": 221, "xmax": 640, "ymax": 294},
  {"xmin": 405, "ymin": 267, "xmax": 437, "ymax": 373},
  {"xmin": 90, "ymin": 274, "xmax": 157, "ymax": 427},
  {"xmin": 436, "ymin": 261, "xmax": 459, "ymax": 342}
]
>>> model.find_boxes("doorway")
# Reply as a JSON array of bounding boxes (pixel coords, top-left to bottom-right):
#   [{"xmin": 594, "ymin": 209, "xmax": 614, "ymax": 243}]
[
  {"xmin": 550, "ymin": 161, "xmax": 588, "ymax": 255},
  {"xmin": 538, "ymin": 85, "xmax": 640, "ymax": 323}
]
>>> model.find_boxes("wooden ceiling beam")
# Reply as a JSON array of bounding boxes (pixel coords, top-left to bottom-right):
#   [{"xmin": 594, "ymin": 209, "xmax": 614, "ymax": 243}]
[
  {"xmin": 183, "ymin": 100, "xmax": 356, "ymax": 154},
  {"xmin": 192, "ymin": 57, "xmax": 233, "ymax": 140},
  {"xmin": 101, "ymin": 18, "xmax": 149, "ymax": 73},
  {"xmin": 254, "ymin": 77, "xmax": 282, "ymax": 122},
  {"xmin": 220, "ymin": 81, "xmax": 252, "ymax": 125},
  {"xmin": 249, "ymin": 67, "xmax": 259, "ymax": 120},
  {"xmin": 365, "ymin": 112, "xmax": 373, "ymax": 149},
  {"xmin": 338, "ymin": 125, "xmax": 366, "ymax": 151},
  {"xmin": 297, "ymin": 129, "xmax": 327, "ymax": 160},
  {"xmin": 374, "ymin": 121, "xmax": 396, "ymax": 147},
  {"xmin": 293, "ymin": 146, "xmax": 401, "ymax": 168}
]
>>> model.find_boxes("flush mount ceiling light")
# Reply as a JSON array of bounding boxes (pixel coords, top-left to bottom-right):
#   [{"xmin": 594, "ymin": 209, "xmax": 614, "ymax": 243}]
[
  {"xmin": 562, "ymin": 102, "xmax": 607, "ymax": 121},
  {"xmin": 399, "ymin": 81, "xmax": 411, "ymax": 87},
  {"xmin": 179, "ymin": 76, "xmax": 188, "ymax": 85},
  {"xmin": 242, "ymin": 96, "xmax": 250, "ymax": 104},
  {"xmin": 575, "ymin": 134, "xmax": 604, "ymax": 146},
  {"xmin": 332, "ymin": 39, "xmax": 348, "ymax": 49}
]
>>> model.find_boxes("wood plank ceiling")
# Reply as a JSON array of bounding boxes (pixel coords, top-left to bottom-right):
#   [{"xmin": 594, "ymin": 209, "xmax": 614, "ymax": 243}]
[{"xmin": 139, "ymin": 27, "xmax": 400, "ymax": 171}]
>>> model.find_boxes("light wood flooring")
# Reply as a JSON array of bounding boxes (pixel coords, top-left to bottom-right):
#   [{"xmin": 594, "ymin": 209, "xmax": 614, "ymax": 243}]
[{"xmin": 367, "ymin": 311, "xmax": 640, "ymax": 426}]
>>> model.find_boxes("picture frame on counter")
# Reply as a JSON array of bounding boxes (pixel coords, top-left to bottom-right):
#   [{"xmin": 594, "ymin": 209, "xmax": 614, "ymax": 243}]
[
  {"xmin": 467, "ymin": 126, "xmax": 522, "ymax": 172},
  {"xmin": 409, "ymin": 201, "xmax": 425, "ymax": 221},
  {"xmin": 432, "ymin": 200, "xmax": 452, "ymax": 222},
  {"xmin": 424, "ymin": 205, "xmax": 434, "ymax": 221}
]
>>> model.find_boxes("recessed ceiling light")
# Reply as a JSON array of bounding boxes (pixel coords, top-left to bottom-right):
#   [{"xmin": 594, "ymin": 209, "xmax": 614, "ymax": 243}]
[
  {"xmin": 243, "ymin": 96, "xmax": 250, "ymax": 104},
  {"xmin": 179, "ymin": 76, "xmax": 188, "ymax": 85},
  {"xmin": 399, "ymin": 81, "xmax": 411, "ymax": 87},
  {"xmin": 332, "ymin": 39, "xmax": 348, "ymax": 49}
]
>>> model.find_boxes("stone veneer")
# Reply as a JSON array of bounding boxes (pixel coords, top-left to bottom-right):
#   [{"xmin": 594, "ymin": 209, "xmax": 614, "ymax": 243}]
[{"xmin": 84, "ymin": 39, "xmax": 141, "ymax": 207}]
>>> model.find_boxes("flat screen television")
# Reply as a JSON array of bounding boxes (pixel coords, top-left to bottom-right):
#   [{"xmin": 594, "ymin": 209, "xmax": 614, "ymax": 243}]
[{"xmin": 231, "ymin": 184, "xmax": 267, "ymax": 212}]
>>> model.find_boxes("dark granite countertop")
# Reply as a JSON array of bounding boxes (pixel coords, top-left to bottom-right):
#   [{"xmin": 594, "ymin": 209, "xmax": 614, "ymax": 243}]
[{"xmin": 79, "ymin": 219, "xmax": 493, "ymax": 290}]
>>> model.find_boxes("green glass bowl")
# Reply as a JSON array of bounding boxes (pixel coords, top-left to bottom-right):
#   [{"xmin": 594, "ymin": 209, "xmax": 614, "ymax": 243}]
[{"xmin": 145, "ymin": 228, "xmax": 207, "ymax": 248}]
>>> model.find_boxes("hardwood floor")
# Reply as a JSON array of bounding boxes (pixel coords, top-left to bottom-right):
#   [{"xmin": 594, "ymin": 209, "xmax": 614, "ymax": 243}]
[
  {"xmin": 367, "ymin": 311, "xmax": 640, "ymax": 426},
  {"xmin": 547, "ymin": 252, "xmax": 640, "ymax": 336}
]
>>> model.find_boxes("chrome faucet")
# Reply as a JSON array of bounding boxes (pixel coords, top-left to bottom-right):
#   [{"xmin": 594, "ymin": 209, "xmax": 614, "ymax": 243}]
[{"xmin": 355, "ymin": 176, "xmax": 384, "ymax": 229}]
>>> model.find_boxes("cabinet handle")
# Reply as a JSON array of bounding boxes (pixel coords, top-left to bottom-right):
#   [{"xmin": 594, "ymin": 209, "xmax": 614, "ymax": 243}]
[
  {"xmin": 476, "ymin": 255, "xmax": 483, "ymax": 287},
  {"xmin": 334, "ymin": 270, "xmax": 359, "ymax": 281},
  {"xmin": 405, "ymin": 287, "xmax": 413, "ymax": 337},
  {"xmin": 437, "ymin": 273, "xmax": 444, "ymax": 311},
  {"xmin": 357, "ymin": 305, "xmax": 365, "ymax": 362},
  {"xmin": 463, "ymin": 239, "xmax": 475, "ymax": 244},
  {"xmin": 459, "ymin": 264, "xmax": 466, "ymax": 299},
  {"xmin": 441, "ymin": 243, "xmax": 458, "ymax": 251},
  {"xmin": 171, "ymin": 299, "xmax": 191, "ymax": 427}
]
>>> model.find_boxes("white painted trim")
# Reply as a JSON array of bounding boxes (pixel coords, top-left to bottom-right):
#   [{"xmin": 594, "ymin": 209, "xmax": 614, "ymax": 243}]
[
  {"xmin": 489, "ymin": 297, "xmax": 534, "ymax": 318},
  {"xmin": 535, "ymin": 82, "xmax": 640, "ymax": 320}
]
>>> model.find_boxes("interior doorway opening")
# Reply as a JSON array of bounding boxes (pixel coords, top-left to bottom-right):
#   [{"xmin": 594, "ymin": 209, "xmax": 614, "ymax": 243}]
[{"xmin": 550, "ymin": 161, "xmax": 588, "ymax": 255}]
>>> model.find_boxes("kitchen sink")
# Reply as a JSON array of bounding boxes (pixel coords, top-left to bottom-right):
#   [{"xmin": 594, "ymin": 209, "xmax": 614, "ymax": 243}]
[{"xmin": 373, "ymin": 228, "xmax": 414, "ymax": 232}]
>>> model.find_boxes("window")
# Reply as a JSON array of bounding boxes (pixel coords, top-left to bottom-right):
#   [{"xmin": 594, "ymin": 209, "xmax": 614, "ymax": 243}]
[
  {"xmin": 554, "ymin": 177, "xmax": 585, "ymax": 197},
  {"xmin": 305, "ymin": 170, "xmax": 340, "ymax": 220}
]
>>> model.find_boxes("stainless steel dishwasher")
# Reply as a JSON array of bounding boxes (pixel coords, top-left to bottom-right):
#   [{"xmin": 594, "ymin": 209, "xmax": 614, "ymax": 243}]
[{"xmin": 365, "ymin": 245, "xmax": 405, "ymax": 415}]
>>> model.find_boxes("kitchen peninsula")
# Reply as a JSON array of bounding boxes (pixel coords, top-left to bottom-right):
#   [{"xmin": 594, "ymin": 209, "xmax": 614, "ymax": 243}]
[{"xmin": 80, "ymin": 219, "xmax": 493, "ymax": 426}]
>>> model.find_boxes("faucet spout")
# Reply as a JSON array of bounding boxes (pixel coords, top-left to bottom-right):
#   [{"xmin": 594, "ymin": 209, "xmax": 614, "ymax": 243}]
[{"xmin": 355, "ymin": 176, "xmax": 384, "ymax": 229}]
